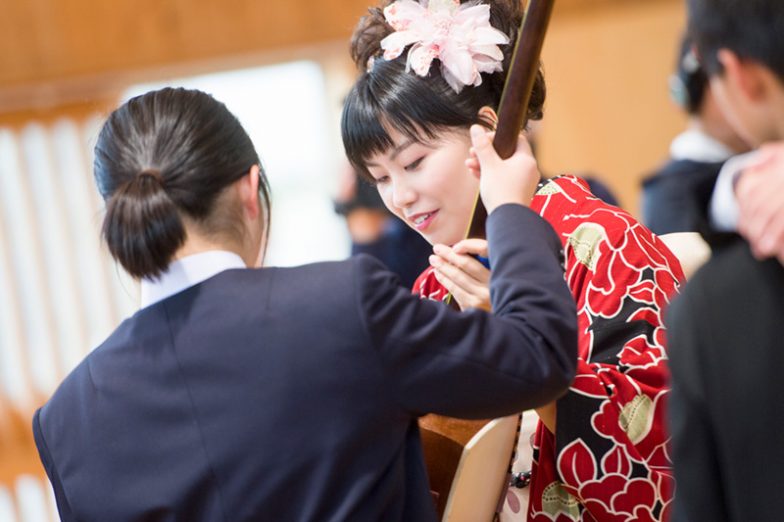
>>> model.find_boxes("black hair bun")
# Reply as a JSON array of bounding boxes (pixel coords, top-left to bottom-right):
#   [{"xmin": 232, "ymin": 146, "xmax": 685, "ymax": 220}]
[{"xmin": 350, "ymin": 6, "xmax": 392, "ymax": 71}]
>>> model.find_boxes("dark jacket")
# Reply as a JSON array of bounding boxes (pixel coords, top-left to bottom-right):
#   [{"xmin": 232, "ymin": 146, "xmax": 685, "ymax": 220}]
[
  {"xmin": 33, "ymin": 205, "xmax": 577, "ymax": 522},
  {"xmin": 669, "ymin": 237, "xmax": 784, "ymax": 521},
  {"xmin": 641, "ymin": 158, "xmax": 725, "ymax": 235}
]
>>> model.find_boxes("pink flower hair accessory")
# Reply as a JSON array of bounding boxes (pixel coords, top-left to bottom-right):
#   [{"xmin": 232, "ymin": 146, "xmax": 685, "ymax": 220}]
[{"xmin": 379, "ymin": 0, "xmax": 509, "ymax": 93}]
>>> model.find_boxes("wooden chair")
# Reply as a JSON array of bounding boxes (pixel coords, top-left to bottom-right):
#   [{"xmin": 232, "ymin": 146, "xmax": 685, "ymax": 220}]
[{"xmin": 441, "ymin": 414, "xmax": 519, "ymax": 522}]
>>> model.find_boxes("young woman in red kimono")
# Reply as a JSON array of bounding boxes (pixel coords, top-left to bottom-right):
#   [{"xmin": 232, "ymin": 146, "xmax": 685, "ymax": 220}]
[{"xmin": 341, "ymin": 1, "xmax": 683, "ymax": 520}]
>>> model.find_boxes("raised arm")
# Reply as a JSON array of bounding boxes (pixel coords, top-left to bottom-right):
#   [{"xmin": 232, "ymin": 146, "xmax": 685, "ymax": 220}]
[{"xmin": 356, "ymin": 201, "xmax": 576, "ymax": 418}]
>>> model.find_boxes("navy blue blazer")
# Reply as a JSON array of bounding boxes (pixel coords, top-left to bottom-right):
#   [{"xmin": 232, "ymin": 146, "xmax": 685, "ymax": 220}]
[{"xmin": 33, "ymin": 204, "xmax": 577, "ymax": 521}]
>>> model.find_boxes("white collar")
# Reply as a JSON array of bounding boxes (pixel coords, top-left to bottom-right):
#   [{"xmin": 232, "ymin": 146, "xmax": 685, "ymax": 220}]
[
  {"xmin": 670, "ymin": 129, "xmax": 735, "ymax": 163},
  {"xmin": 140, "ymin": 250, "xmax": 246, "ymax": 308}
]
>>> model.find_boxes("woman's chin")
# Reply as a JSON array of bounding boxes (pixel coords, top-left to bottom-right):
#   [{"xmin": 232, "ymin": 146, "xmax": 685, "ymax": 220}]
[{"xmin": 421, "ymin": 231, "xmax": 463, "ymax": 247}]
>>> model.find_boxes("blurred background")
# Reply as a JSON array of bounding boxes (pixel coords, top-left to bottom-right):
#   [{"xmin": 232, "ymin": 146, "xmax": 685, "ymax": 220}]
[{"xmin": 0, "ymin": 0, "xmax": 687, "ymax": 519}]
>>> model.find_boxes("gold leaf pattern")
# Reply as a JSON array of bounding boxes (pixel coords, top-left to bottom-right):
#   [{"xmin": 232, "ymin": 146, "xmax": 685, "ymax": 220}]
[
  {"xmin": 541, "ymin": 482, "xmax": 580, "ymax": 520},
  {"xmin": 567, "ymin": 222, "xmax": 606, "ymax": 271},
  {"xmin": 619, "ymin": 394, "xmax": 654, "ymax": 444},
  {"xmin": 536, "ymin": 179, "xmax": 562, "ymax": 196}
]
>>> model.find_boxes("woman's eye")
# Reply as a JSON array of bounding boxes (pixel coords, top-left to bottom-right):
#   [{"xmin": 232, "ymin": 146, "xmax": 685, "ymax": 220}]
[
  {"xmin": 404, "ymin": 157, "xmax": 424, "ymax": 171},
  {"xmin": 373, "ymin": 175, "xmax": 390, "ymax": 185}
]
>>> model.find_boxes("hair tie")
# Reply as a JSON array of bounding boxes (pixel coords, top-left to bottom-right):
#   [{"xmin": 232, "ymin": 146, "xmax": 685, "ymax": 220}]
[
  {"xmin": 380, "ymin": 0, "xmax": 509, "ymax": 93},
  {"xmin": 138, "ymin": 168, "xmax": 163, "ymax": 183}
]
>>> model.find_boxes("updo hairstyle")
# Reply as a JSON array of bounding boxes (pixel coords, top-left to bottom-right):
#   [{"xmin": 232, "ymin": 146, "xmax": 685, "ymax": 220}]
[{"xmin": 341, "ymin": 0, "xmax": 546, "ymax": 180}]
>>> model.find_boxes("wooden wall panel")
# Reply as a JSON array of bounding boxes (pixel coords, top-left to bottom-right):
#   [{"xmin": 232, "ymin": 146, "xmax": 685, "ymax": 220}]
[
  {"xmin": 0, "ymin": 0, "xmax": 370, "ymax": 85},
  {"xmin": 537, "ymin": 0, "xmax": 687, "ymax": 214}
]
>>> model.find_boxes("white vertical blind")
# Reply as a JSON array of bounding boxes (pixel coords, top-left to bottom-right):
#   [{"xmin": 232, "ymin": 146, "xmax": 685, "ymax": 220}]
[
  {"xmin": 51, "ymin": 120, "xmax": 116, "ymax": 354},
  {"xmin": 14, "ymin": 476, "xmax": 49, "ymax": 522},
  {"xmin": 0, "ymin": 211, "xmax": 31, "ymax": 408},
  {"xmin": 20, "ymin": 124, "xmax": 82, "ymax": 381},
  {"xmin": 0, "ymin": 130, "xmax": 59, "ymax": 397},
  {"xmin": 0, "ymin": 486, "xmax": 18, "ymax": 522}
]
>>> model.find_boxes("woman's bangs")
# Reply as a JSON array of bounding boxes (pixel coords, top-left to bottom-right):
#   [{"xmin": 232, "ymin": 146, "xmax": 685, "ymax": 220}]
[
  {"xmin": 342, "ymin": 88, "xmax": 395, "ymax": 171},
  {"xmin": 343, "ymin": 87, "xmax": 454, "ymax": 171}
]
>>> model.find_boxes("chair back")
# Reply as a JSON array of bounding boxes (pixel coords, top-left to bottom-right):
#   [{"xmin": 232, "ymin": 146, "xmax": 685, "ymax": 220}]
[{"xmin": 442, "ymin": 414, "xmax": 519, "ymax": 522}]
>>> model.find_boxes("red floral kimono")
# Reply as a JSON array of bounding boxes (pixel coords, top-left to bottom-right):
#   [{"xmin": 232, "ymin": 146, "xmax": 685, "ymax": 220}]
[{"xmin": 413, "ymin": 176, "xmax": 683, "ymax": 521}]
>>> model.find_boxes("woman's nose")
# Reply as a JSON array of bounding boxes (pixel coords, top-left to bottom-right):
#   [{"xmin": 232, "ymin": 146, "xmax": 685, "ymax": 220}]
[{"xmin": 391, "ymin": 178, "xmax": 417, "ymax": 209}]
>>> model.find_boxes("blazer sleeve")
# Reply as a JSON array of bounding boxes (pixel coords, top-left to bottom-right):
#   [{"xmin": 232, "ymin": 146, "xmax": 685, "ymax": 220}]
[
  {"xmin": 355, "ymin": 203, "xmax": 577, "ymax": 419},
  {"xmin": 33, "ymin": 408, "xmax": 76, "ymax": 521}
]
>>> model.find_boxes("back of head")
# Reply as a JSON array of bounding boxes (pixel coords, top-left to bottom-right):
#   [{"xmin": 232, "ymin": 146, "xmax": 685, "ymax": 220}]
[
  {"xmin": 670, "ymin": 34, "xmax": 708, "ymax": 115},
  {"xmin": 342, "ymin": 0, "xmax": 546, "ymax": 178},
  {"xmin": 94, "ymin": 88, "xmax": 271, "ymax": 279},
  {"xmin": 688, "ymin": 0, "xmax": 784, "ymax": 81}
]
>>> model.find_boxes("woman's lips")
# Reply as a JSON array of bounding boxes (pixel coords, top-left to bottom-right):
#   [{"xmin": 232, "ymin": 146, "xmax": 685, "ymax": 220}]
[{"xmin": 410, "ymin": 210, "xmax": 439, "ymax": 232}]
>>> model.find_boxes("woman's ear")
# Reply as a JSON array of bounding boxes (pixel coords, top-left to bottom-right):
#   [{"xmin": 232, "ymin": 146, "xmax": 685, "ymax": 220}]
[
  {"xmin": 238, "ymin": 164, "xmax": 261, "ymax": 221},
  {"xmin": 236, "ymin": 164, "xmax": 266, "ymax": 267},
  {"xmin": 478, "ymin": 106, "xmax": 499, "ymax": 130}
]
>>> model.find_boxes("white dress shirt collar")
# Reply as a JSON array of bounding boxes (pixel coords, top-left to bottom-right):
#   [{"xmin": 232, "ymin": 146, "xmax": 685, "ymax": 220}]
[
  {"xmin": 670, "ymin": 129, "xmax": 735, "ymax": 163},
  {"xmin": 140, "ymin": 250, "xmax": 246, "ymax": 309}
]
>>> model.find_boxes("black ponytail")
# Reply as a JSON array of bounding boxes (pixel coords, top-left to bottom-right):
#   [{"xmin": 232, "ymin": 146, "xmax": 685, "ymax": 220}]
[
  {"xmin": 94, "ymin": 88, "xmax": 270, "ymax": 279},
  {"xmin": 102, "ymin": 172, "xmax": 185, "ymax": 279}
]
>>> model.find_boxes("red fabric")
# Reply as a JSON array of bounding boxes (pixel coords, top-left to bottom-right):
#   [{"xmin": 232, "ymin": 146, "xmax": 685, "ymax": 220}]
[{"xmin": 412, "ymin": 176, "xmax": 683, "ymax": 521}]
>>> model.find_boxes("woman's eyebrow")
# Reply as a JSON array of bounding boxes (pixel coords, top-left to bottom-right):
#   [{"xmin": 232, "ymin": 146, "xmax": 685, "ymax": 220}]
[
  {"xmin": 365, "ymin": 138, "xmax": 418, "ymax": 167},
  {"xmin": 390, "ymin": 139, "xmax": 417, "ymax": 161}
]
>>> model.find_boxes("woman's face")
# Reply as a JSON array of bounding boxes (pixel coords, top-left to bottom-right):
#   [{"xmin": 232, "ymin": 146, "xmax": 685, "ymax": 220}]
[{"xmin": 365, "ymin": 126, "xmax": 478, "ymax": 246}]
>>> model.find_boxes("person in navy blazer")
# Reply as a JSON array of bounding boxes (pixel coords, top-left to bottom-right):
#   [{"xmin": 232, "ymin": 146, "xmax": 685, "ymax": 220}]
[{"xmin": 33, "ymin": 88, "xmax": 577, "ymax": 521}]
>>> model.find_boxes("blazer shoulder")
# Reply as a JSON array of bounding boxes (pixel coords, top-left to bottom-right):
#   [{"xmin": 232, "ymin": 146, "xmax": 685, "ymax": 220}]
[
  {"xmin": 37, "ymin": 311, "xmax": 145, "ymax": 439},
  {"xmin": 223, "ymin": 257, "xmax": 401, "ymax": 326},
  {"xmin": 37, "ymin": 351, "xmax": 95, "ymax": 433},
  {"xmin": 268, "ymin": 255, "xmax": 400, "ymax": 297},
  {"xmin": 690, "ymin": 240, "xmax": 781, "ymax": 296}
]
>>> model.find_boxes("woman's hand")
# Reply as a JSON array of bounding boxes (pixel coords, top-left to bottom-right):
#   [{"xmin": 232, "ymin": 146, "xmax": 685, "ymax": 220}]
[
  {"xmin": 429, "ymin": 239, "xmax": 492, "ymax": 311},
  {"xmin": 430, "ymin": 236, "xmax": 560, "ymax": 431}
]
